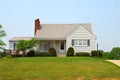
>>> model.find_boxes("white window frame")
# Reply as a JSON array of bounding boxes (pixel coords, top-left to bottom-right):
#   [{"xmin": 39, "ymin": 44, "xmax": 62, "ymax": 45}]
[
  {"xmin": 73, "ymin": 39, "xmax": 89, "ymax": 47},
  {"xmin": 83, "ymin": 40, "xmax": 88, "ymax": 46},
  {"xmin": 74, "ymin": 39, "xmax": 79, "ymax": 46},
  {"xmin": 79, "ymin": 40, "xmax": 82, "ymax": 46}
]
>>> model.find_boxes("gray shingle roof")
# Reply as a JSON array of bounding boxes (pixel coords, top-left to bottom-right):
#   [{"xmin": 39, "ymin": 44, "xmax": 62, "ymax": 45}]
[{"xmin": 35, "ymin": 24, "xmax": 92, "ymax": 40}]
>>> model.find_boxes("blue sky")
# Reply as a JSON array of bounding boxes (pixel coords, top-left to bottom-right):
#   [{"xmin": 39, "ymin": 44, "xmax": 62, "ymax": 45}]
[{"xmin": 0, "ymin": 0, "xmax": 120, "ymax": 51}]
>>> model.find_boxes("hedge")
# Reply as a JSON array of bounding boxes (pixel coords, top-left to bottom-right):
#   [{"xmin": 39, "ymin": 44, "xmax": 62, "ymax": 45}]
[
  {"xmin": 91, "ymin": 50, "xmax": 103, "ymax": 57},
  {"xmin": 35, "ymin": 52, "xmax": 49, "ymax": 57},
  {"xmin": 76, "ymin": 52, "xmax": 90, "ymax": 57},
  {"xmin": 26, "ymin": 50, "xmax": 35, "ymax": 57}
]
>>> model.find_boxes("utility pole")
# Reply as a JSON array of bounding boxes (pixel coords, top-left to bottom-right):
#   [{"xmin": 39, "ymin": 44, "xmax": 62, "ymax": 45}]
[
  {"xmin": 97, "ymin": 43, "xmax": 99, "ymax": 57},
  {"xmin": 97, "ymin": 43, "xmax": 98, "ymax": 51}
]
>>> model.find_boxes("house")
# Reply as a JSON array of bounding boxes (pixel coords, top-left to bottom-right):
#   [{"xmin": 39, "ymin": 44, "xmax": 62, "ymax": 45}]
[
  {"xmin": 9, "ymin": 19, "xmax": 96, "ymax": 55},
  {"xmin": 9, "ymin": 37, "xmax": 32, "ymax": 50}
]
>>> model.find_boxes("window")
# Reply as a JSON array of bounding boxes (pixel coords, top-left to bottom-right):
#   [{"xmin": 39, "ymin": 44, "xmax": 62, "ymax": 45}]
[
  {"xmin": 74, "ymin": 40, "xmax": 79, "ymax": 46},
  {"xmin": 60, "ymin": 42, "xmax": 64, "ymax": 50},
  {"xmin": 72, "ymin": 39, "xmax": 90, "ymax": 46},
  {"xmin": 79, "ymin": 40, "xmax": 82, "ymax": 46},
  {"xmin": 13, "ymin": 43, "xmax": 16, "ymax": 50},
  {"xmin": 43, "ymin": 42, "xmax": 50, "ymax": 52},
  {"xmin": 83, "ymin": 40, "xmax": 87, "ymax": 46}
]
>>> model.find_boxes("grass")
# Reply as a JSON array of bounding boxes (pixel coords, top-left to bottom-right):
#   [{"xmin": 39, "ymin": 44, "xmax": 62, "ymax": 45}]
[{"xmin": 0, "ymin": 57, "xmax": 120, "ymax": 80}]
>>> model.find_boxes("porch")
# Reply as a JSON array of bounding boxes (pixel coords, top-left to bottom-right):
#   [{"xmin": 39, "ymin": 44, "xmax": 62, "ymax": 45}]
[{"xmin": 36, "ymin": 40, "xmax": 66, "ymax": 56}]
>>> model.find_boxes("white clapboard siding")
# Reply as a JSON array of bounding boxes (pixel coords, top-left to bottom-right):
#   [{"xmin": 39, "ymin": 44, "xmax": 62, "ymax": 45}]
[
  {"xmin": 66, "ymin": 25, "xmax": 96, "ymax": 53},
  {"xmin": 9, "ymin": 41, "xmax": 17, "ymax": 50}
]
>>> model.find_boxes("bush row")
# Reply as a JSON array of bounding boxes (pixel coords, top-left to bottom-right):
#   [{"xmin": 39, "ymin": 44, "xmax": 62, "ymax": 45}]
[
  {"xmin": 35, "ymin": 52, "xmax": 49, "ymax": 57},
  {"xmin": 25, "ymin": 48, "xmax": 57, "ymax": 57},
  {"xmin": 2, "ymin": 47, "xmax": 120, "ymax": 59},
  {"xmin": 76, "ymin": 52, "xmax": 90, "ymax": 57},
  {"xmin": 91, "ymin": 50, "xmax": 103, "ymax": 57},
  {"xmin": 66, "ymin": 47, "xmax": 103, "ymax": 57},
  {"xmin": 102, "ymin": 47, "xmax": 120, "ymax": 59},
  {"xmin": 1, "ymin": 48, "xmax": 57, "ymax": 57},
  {"xmin": 23, "ymin": 47, "xmax": 120, "ymax": 59}
]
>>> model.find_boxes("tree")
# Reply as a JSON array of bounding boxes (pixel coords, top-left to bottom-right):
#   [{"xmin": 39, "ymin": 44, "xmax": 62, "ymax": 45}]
[
  {"xmin": 110, "ymin": 47, "xmax": 120, "ymax": 59},
  {"xmin": 17, "ymin": 38, "xmax": 38, "ymax": 51},
  {"xmin": 0, "ymin": 25, "xmax": 6, "ymax": 49}
]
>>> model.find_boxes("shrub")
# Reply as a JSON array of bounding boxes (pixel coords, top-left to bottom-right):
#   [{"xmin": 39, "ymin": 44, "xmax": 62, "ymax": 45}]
[
  {"xmin": 26, "ymin": 50, "xmax": 35, "ymax": 57},
  {"xmin": 5, "ymin": 54, "xmax": 13, "ymax": 58},
  {"xmin": 102, "ymin": 52, "xmax": 113, "ymax": 59},
  {"xmin": 76, "ymin": 52, "xmax": 90, "ymax": 57},
  {"xmin": 12, "ymin": 54, "xmax": 22, "ymax": 57},
  {"xmin": 110, "ymin": 47, "xmax": 120, "ymax": 59},
  {"xmin": 67, "ymin": 47, "xmax": 74, "ymax": 56},
  {"xmin": 0, "ymin": 51, "xmax": 3, "ymax": 58},
  {"xmin": 0, "ymin": 51, "xmax": 13, "ymax": 58},
  {"xmin": 12, "ymin": 51, "xmax": 23, "ymax": 57},
  {"xmin": 35, "ymin": 52, "xmax": 49, "ymax": 57},
  {"xmin": 91, "ymin": 50, "xmax": 103, "ymax": 57},
  {"xmin": 0, "ymin": 51, "xmax": 5, "ymax": 57},
  {"xmin": 48, "ymin": 48, "xmax": 57, "ymax": 56}
]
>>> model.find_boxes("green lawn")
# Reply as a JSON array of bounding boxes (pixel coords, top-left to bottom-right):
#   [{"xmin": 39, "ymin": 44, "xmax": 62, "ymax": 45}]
[{"xmin": 0, "ymin": 57, "xmax": 120, "ymax": 80}]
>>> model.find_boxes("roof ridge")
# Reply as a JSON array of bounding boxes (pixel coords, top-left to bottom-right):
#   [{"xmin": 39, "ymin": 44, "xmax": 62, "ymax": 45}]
[
  {"xmin": 13, "ymin": 36, "xmax": 32, "ymax": 38},
  {"xmin": 41, "ymin": 23, "xmax": 91, "ymax": 25}
]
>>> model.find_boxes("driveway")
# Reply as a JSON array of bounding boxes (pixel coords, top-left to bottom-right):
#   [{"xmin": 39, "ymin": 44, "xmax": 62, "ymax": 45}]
[{"xmin": 107, "ymin": 60, "xmax": 120, "ymax": 66}]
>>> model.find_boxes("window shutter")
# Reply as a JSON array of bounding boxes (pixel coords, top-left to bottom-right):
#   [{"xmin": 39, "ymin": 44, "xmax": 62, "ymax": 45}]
[
  {"xmin": 87, "ymin": 39, "xmax": 90, "ymax": 46},
  {"xmin": 72, "ymin": 40, "xmax": 74, "ymax": 46}
]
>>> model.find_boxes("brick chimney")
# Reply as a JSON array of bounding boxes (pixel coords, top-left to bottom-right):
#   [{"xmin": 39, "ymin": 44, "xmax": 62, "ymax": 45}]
[{"xmin": 34, "ymin": 19, "xmax": 40, "ymax": 36}]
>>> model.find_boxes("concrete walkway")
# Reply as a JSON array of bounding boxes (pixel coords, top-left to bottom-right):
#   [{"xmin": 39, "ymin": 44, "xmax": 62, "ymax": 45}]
[
  {"xmin": 57, "ymin": 53, "xmax": 66, "ymax": 57},
  {"xmin": 107, "ymin": 60, "xmax": 120, "ymax": 66}
]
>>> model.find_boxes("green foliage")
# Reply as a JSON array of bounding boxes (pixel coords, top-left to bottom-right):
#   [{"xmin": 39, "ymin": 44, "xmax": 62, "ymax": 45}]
[
  {"xmin": 16, "ymin": 40, "xmax": 27, "ymax": 51},
  {"xmin": 110, "ymin": 47, "xmax": 120, "ymax": 59},
  {"xmin": 35, "ymin": 52, "xmax": 49, "ymax": 57},
  {"xmin": 0, "ymin": 51, "xmax": 3, "ymax": 58},
  {"xmin": 17, "ymin": 38, "xmax": 38, "ymax": 51},
  {"xmin": 0, "ymin": 25, "xmax": 6, "ymax": 49},
  {"xmin": 5, "ymin": 54, "xmax": 13, "ymax": 58},
  {"xmin": 48, "ymin": 48, "xmax": 57, "ymax": 56},
  {"xmin": 2, "ymin": 53, "xmax": 6, "ymax": 57},
  {"xmin": 26, "ymin": 50, "xmax": 35, "ymax": 57},
  {"xmin": 101, "ymin": 47, "xmax": 120, "ymax": 59},
  {"xmin": 102, "ymin": 52, "xmax": 110, "ymax": 59},
  {"xmin": 27, "ymin": 38, "xmax": 38, "ymax": 48},
  {"xmin": 0, "ymin": 51, "xmax": 12, "ymax": 58},
  {"xmin": 91, "ymin": 50, "xmax": 103, "ymax": 57},
  {"xmin": 76, "ymin": 52, "xmax": 90, "ymax": 57},
  {"xmin": 67, "ymin": 47, "xmax": 74, "ymax": 56}
]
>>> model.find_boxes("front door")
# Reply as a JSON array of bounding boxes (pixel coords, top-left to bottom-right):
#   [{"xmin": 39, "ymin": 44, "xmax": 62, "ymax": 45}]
[{"xmin": 59, "ymin": 41, "xmax": 65, "ymax": 53}]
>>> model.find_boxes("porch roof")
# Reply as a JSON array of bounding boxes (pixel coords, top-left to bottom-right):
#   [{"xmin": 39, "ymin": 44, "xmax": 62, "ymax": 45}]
[
  {"xmin": 35, "ymin": 38, "xmax": 66, "ymax": 40},
  {"xmin": 35, "ymin": 24, "xmax": 92, "ymax": 39},
  {"xmin": 9, "ymin": 37, "xmax": 33, "ymax": 42}
]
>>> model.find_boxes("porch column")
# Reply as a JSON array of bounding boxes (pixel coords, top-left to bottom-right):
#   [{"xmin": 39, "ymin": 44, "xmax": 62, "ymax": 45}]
[
  {"xmin": 38, "ymin": 41, "xmax": 42, "ymax": 52},
  {"xmin": 52, "ymin": 40, "xmax": 59, "ymax": 54},
  {"xmin": 53, "ymin": 40, "xmax": 56, "ymax": 49}
]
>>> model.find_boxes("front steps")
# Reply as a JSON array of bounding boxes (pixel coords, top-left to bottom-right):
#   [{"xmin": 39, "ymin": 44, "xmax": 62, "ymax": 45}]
[{"xmin": 57, "ymin": 53, "xmax": 66, "ymax": 57}]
